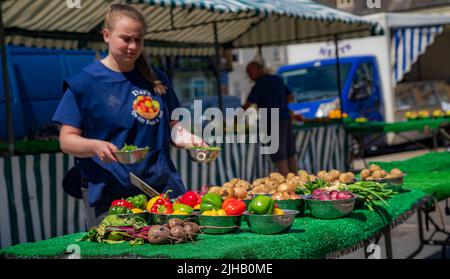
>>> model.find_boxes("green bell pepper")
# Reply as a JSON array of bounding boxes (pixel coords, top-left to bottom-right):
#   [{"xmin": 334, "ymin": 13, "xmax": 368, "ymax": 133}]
[
  {"xmin": 248, "ymin": 195, "xmax": 275, "ymax": 215},
  {"xmin": 200, "ymin": 193, "xmax": 223, "ymax": 212},
  {"xmin": 126, "ymin": 194, "xmax": 148, "ymax": 210},
  {"xmin": 109, "ymin": 206, "xmax": 132, "ymax": 215},
  {"xmin": 173, "ymin": 203, "xmax": 194, "ymax": 214}
]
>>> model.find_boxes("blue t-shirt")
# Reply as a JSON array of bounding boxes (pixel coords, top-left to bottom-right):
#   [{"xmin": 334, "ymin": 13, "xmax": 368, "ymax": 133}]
[
  {"xmin": 247, "ymin": 75, "xmax": 292, "ymax": 120},
  {"xmin": 52, "ymin": 60, "xmax": 186, "ymax": 207}
]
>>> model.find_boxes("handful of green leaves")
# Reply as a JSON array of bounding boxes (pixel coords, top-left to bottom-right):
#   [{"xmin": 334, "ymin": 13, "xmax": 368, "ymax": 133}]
[
  {"xmin": 339, "ymin": 181, "xmax": 398, "ymax": 211},
  {"xmin": 119, "ymin": 144, "xmax": 149, "ymax": 152}
]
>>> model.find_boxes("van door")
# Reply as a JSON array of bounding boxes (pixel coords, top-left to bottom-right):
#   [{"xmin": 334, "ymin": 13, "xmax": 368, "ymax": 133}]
[{"xmin": 346, "ymin": 60, "xmax": 383, "ymax": 121}]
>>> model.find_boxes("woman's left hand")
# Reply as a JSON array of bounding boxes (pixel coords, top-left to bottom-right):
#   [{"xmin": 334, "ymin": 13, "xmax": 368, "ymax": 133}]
[{"xmin": 171, "ymin": 124, "xmax": 208, "ymax": 149}]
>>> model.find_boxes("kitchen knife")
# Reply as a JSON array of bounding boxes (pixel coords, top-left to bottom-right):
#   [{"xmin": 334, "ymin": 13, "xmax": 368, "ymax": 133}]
[{"xmin": 129, "ymin": 173, "xmax": 160, "ymax": 197}]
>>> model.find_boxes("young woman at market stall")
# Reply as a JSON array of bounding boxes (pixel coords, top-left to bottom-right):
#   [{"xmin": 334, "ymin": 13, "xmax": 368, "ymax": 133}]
[{"xmin": 53, "ymin": 4, "xmax": 206, "ymax": 228}]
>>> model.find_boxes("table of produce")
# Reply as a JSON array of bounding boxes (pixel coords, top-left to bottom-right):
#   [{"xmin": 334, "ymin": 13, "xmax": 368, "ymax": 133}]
[{"xmin": 0, "ymin": 164, "xmax": 431, "ymax": 259}]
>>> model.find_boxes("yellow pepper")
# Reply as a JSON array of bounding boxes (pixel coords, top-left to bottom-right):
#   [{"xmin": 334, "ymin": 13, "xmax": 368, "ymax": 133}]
[
  {"xmin": 273, "ymin": 208, "xmax": 284, "ymax": 215},
  {"xmin": 146, "ymin": 196, "xmax": 161, "ymax": 212},
  {"xmin": 202, "ymin": 209, "xmax": 215, "ymax": 216},
  {"xmin": 172, "ymin": 209, "xmax": 188, "ymax": 215},
  {"xmin": 131, "ymin": 208, "xmax": 144, "ymax": 213},
  {"xmin": 201, "ymin": 209, "xmax": 228, "ymax": 216},
  {"xmin": 216, "ymin": 209, "xmax": 227, "ymax": 216}
]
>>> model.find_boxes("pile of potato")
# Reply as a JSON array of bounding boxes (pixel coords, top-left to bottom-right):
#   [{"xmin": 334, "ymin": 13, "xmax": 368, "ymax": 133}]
[
  {"xmin": 360, "ymin": 164, "xmax": 404, "ymax": 181},
  {"xmin": 208, "ymin": 178, "xmax": 251, "ymax": 200},
  {"xmin": 208, "ymin": 171, "xmax": 316, "ymax": 200},
  {"xmin": 249, "ymin": 171, "xmax": 314, "ymax": 200},
  {"xmin": 316, "ymin": 169, "xmax": 355, "ymax": 184}
]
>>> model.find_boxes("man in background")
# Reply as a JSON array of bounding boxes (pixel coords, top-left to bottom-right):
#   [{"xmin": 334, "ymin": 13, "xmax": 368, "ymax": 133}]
[{"xmin": 243, "ymin": 61, "xmax": 300, "ymax": 175}]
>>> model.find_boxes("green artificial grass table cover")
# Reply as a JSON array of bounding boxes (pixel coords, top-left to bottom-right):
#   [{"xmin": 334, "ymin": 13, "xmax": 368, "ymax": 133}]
[
  {"xmin": 0, "ymin": 189, "xmax": 429, "ymax": 259},
  {"xmin": 371, "ymin": 152, "xmax": 450, "ymax": 201},
  {"xmin": 344, "ymin": 118, "xmax": 449, "ymax": 134}
]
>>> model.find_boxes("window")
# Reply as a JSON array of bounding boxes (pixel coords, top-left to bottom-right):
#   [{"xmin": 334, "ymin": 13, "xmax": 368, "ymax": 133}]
[
  {"xmin": 348, "ymin": 62, "xmax": 374, "ymax": 101},
  {"xmin": 272, "ymin": 47, "xmax": 282, "ymax": 63},
  {"xmin": 395, "ymin": 81, "xmax": 440, "ymax": 110},
  {"xmin": 232, "ymin": 49, "xmax": 244, "ymax": 65},
  {"xmin": 281, "ymin": 63, "xmax": 352, "ymax": 103}
]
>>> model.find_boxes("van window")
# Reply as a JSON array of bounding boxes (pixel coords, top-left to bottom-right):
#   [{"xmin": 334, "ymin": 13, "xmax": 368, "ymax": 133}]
[
  {"xmin": 281, "ymin": 63, "xmax": 351, "ymax": 102},
  {"xmin": 395, "ymin": 81, "xmax": 440, "ymax": 110},
  {"xmin": 348, "ymin": 62, "xmax": 373, "ymax": 101},
  {"xmin": 435, "ymin": 80, "xmax": 450, "ymax": 103}
]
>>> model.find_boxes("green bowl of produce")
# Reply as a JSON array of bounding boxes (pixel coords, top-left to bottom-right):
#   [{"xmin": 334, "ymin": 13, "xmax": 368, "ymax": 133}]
[
  {"xmin": 196, "ymin": 214, "xmax": 243, "ymax": 234},
  {"xmin": 244, "ymin": 210, "xmax": 298, "ymax": 235},
  {"xmin": 114, "ymin": 144, "xmax": 149, "ymax": 164},
  {"xmin": 151, "ymin": 213, "xmax": 197, "ymax": 225}
]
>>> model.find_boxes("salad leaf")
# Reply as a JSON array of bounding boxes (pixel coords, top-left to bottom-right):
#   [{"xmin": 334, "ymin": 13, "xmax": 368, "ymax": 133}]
[{"xmin": 119, "ymin": 144, "xmax": 149, "ymax": 152}]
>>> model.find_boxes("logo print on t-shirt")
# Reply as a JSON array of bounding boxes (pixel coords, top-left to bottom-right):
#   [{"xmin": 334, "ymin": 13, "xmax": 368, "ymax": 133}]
[
  {"xmin": 132, "ymin": 95, "xmax": 161, "ymax": 120},
  {"xmin": 107, "ymin": 95, "xmax": 121, "ymax": 109}
]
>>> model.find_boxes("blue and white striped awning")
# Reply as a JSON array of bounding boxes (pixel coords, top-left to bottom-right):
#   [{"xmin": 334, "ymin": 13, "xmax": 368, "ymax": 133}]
[
  {"xmin": 392, "ymin": 25, "xmax": 444, "ymax": 83},
  {"xmin": 1, "ymin": 0, "xmax": 381, "ymax": 56}
]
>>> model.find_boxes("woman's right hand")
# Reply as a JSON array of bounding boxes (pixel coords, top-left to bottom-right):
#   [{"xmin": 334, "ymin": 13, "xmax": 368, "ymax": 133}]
[
  {"xmin": 60, "ymin": 125, "xmax": 118, "ymax": 162},
  {"xmin": 91, "ymin": 140, "xmax": 118, "ymax": 163}
]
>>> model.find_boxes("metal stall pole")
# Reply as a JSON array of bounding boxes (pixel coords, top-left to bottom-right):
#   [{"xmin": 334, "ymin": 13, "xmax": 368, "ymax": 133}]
[
  {"xmin": 334, "ymin": 35, "xmax": 349, "ymax": 168},
  {"xmin": 333, "ymin": 35, "xmax": 344, "ymax": 121},
  {"xmin": 0, "ymin": 3, "xmax": 15, "ymax": 155},
  {"xmin": 213, "ymin": 22, "xmax": 224, "ymax": 113}
]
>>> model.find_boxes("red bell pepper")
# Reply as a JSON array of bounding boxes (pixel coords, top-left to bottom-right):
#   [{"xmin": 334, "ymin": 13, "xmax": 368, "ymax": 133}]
[
  {"xmin": 222, "ymin": 198, "xmax": 246, "ymax": 216},
  {"xmin": 179, "ymin": 191, "xmax": 202, "ymax": 208},
  {"xmin": 151, "ymin": 200, "xmax": 173, "ymax": 214},
  {"xmin": 110, "ymin": 199, "xmax": 133, "ymax": 210},
  {"xmin": 149, "ymin": 190, "xmax": 174, "ymax": 214}
]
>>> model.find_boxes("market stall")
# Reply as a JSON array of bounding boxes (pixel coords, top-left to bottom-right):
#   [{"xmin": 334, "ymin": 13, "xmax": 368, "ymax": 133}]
[
  {"xmin": 0, "ymin": 122, "xmax": 345, "ymax": 249},
  {"xmin": 0, "ymin": 188, "xmax": 430, "ymax": 259},
  {"xmin": 2, "ymin": 152, "xmax": 450, "ymax": 258},
  {"xmin": 1, "ymin": 0, "xmax": 377, "ymax": 249}
]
